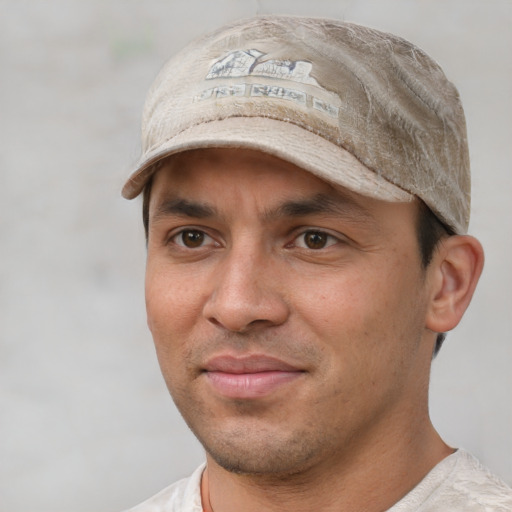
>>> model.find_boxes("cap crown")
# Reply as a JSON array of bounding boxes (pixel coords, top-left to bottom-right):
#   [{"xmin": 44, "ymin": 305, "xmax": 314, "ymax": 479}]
[{"xmin": 125, "ymin": 16, "xmax": 470, "ymax": 234}]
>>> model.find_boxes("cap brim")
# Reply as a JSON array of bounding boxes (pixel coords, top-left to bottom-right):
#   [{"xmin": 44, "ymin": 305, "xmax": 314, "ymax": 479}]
[{"xmin": 122, "ymin": 117, "xmax": 413, "ymax": 202}]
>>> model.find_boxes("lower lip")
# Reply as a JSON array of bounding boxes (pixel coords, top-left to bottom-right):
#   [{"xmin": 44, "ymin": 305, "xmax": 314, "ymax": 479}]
[{"xmin": 205, "ymin": 370, "xmax": 303, "ymax": 399}]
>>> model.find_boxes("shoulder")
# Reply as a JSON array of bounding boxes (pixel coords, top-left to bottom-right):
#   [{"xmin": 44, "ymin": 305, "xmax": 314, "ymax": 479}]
[
  {"xmin": 445, "ymin": 450, "xmax": 512, "ymax": 511},
  {"xmin": 121, "ymin": 464, "xmax": 205, "ymax": 512},
  {"xmin": 390, "ymin": 450, "xmax": 512, "ymax": 512}
]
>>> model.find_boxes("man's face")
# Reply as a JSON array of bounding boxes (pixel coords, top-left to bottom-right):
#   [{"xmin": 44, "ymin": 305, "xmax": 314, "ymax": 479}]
[{"xmin": 145, "ymin": 148, "xmax": 436, "ymax": 476}]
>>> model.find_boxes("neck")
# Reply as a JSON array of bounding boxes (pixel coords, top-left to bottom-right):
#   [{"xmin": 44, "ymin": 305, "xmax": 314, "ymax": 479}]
[{"xmin": 201, "ymin": 419, "xmax": 453, "ymax": 512}]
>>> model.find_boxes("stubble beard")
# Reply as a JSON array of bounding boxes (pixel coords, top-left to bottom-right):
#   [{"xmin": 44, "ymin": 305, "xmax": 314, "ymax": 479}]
[
  {"xmin": 163, "ymin": 331, "xmax": 333, "ymax": 477},
  {"xmin": 175, "ymin": 396, "xmax": 329, "ymax": 477}
]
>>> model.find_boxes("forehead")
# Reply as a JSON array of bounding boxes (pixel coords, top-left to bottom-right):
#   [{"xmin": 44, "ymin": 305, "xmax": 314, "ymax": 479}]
[
  {"xmin": 153, "ymin": 147, "xmax": 334, "ymax": 193},
  {"xmin": 150, "ymin": 148, "xmax": 373, "ymax": 209},
  {"xmin": 147, "ymin": 147, "xmax": 419, "ymax": 233}
]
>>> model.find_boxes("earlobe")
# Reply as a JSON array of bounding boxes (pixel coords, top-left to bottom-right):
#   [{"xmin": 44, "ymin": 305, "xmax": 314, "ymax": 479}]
[{"xmin": 426, "ymin": 235, "xmax": 484, "ymax": 334}]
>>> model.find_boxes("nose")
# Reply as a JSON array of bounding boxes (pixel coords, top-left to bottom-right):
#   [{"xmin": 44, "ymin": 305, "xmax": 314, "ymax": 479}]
[{"xmin": 202, "ymin": 245, "xmax": 290, "ymax": 333}]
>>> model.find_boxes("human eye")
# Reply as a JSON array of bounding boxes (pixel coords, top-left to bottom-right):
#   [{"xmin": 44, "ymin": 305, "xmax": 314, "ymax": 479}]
[
  {"xmin": 170, "ymin": 228, "xmax": 218, "ymax": 249},
  {"xmin": 292, "ymin": 229, "xmax": 340, "ymax": 250}
]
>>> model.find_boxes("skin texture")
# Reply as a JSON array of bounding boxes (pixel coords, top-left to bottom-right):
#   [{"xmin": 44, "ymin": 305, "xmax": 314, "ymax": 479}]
[{"xmin": 145, "ymin": 148, "xmax": 484, "ymax": 512}]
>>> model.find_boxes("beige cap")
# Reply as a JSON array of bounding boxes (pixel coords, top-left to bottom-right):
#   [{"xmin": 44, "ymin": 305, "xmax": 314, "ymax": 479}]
[{"xmin": 123, "ymin": 16, "xmax": 470, "ymax": 234}]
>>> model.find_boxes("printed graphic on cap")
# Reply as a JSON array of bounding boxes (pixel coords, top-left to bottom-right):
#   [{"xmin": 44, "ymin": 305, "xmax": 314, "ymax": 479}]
[
  {"xmin": 197, "ymin": 49, "xmax": 340, "ymax": 119},
  {"xmin": 205, "ymin": 49, "xmax": 321, "ymax": 86}
]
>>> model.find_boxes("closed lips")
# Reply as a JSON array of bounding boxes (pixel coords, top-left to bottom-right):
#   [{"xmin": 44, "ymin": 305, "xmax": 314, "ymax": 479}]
[{"xmin": 203, "ymin": 355, "xmax": 305, "ymax": 399}]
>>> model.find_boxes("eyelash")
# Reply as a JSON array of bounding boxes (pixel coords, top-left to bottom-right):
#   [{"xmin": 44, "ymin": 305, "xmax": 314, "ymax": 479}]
[
  {"xmin": 171, "ymin": 229, "xmax": 218, "ymax": 249},
  {"xmin": 290, "ymin": 230, "xmax": 340, "ymax": 250},
  {"xmin": 168, "ymin": 227, "xmax": 342, "ymax": 251}
]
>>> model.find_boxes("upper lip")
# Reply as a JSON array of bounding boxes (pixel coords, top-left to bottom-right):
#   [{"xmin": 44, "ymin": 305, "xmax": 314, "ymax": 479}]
[{"xmin": 203, "ymin": 354, "xmax": 303, "ymax": 374}]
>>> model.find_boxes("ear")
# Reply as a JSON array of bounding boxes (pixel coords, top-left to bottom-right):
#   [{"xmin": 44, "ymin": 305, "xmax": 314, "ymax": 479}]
[{"xmin": 426, "ymin": 235, "xmax": 484, "ymax": 333}]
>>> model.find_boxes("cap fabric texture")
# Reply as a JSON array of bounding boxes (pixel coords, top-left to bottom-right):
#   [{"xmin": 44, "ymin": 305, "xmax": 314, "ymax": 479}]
[{"xmin": 123, "ymin": 16, "xmax": 470, "ymax": 234}]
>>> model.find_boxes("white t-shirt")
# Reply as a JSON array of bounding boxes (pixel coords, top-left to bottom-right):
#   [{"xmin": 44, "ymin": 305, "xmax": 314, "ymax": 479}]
[{"xmin": 123, "ymin": 450, "xmax": 512, "ymax": 512}]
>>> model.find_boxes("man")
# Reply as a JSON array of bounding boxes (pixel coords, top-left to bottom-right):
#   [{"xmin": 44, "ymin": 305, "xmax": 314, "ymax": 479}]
[{"xmin": 121, "ymin": 16, "xmax": 512, "ymax": 511}]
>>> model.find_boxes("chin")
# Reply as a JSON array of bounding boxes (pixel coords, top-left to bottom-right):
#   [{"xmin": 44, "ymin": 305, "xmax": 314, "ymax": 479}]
[{"xmin": 194, "ymin": 424, "xmax": 322, "ymax": 476}]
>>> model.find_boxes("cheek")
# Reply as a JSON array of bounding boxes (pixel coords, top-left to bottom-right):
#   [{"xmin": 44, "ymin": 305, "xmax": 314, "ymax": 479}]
[
  {"xmin": 292, "ymin": 261, "xmax": 425, "ymax": 364},
  {"xmin": 291, "ymin": 268, "xmax": 370, "ymax": 336},
  {"xmin": 145, "ymin": 271, "xmax": 203, "ymax": 398},
  {"xmin": 145, "ymin": 262, "xmax": 207, "ymax": 357}
]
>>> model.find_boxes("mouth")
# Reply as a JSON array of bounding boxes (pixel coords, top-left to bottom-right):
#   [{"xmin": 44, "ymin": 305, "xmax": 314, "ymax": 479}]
[{"xmin": 202, "ymin": 354, "xmax": 305, "ymax": 399}]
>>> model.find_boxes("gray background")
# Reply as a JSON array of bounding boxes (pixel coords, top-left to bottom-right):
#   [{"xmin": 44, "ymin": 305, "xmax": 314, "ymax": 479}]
[{"xmin": 1, "ymin": 0, "xmax": 510, "ymax": 510}]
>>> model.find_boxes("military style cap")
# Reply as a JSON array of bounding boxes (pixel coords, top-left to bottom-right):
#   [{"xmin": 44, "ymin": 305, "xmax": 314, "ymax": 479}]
[{"xmin": 123, "ymin": 16, "xmax": 470, "ymax": 234}]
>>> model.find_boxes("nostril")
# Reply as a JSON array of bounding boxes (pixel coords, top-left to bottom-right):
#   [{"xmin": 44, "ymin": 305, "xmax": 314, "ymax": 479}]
[
  {"xmin": 206, "ymin": 315, "xmax": 269, "ymax": 334},
  {"xmin": 207, "ymin": 317, "xmax": 223, "ymax": 329},
  {"xmin": 205, "ymin": 300, "xmax": 289, "ymax": 333}
]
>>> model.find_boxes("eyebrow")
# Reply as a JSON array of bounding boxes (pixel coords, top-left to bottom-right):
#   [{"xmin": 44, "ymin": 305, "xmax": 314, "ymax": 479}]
[
  {"xmin": 153, "ymin": 198, "xmax": 217, "ymax": 221},
  {"xmin": 152, "ymin": 192, "xmax": 374, "ymax": 225},
  {"xmin": 266, "ymin": 193, "xmax": 374, "ymax": 224}
]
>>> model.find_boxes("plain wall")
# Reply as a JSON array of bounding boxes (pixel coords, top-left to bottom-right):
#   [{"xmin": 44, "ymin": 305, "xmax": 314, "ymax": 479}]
[{"xmin": 0, "ymin": 1, "xmax": 510, "ymax": 510}]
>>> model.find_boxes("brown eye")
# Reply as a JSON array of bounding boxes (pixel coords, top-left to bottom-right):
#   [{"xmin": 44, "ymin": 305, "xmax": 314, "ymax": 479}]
[
  {"xmin": 179, "ymin": 230, "xmax": 205, "ymax": 248},
  {"xmin": 303, "ymin": 231, "xmax": 329, "ymax": 249}
]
